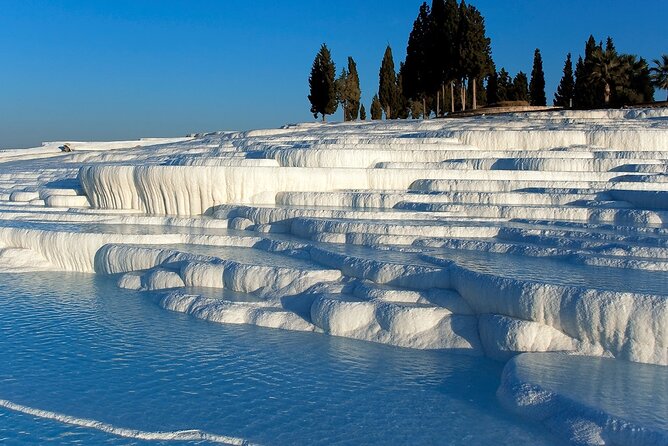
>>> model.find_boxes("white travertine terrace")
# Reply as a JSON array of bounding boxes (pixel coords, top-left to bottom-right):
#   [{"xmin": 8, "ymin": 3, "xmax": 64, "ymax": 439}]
[{"xmin": 2, "ymin": 109, "xmax": 667, "ymax": 445}]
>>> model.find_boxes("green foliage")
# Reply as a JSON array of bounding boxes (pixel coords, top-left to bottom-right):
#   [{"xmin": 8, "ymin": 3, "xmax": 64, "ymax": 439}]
[
  {"xmin": 529, "ymin": 48, "xmax": 546, "ymax": 106},
  {"xmin": 496, "ymin": 68, "xmax": 512, "ymax": 102},
  {"xmin": 396, "ymin": 63, "xmax": 411, "ymax": 119},
  {"xmin": 574, "ymin": 35, "xmax": 602, "ymax": 108},
  {"xmin": 370, "ymin": 95, "xmax": 383, "ymax": 120},
  {"xmin": 402, "ymin": 2, "xmax": 431, "ymax": 103},
  {"xmin": 336, "ymin": 57, "xmax": 362, "ymax": 121},
  {"xmin": 486, "ymin": 68, "xmax": 498, "ymax": 104},
  {"xmin": 379, "ymin": 45, "xmax": 399, "ymax": 119},
  {"xmin": 308, "ymin": 44, "xmax": 337, "ymax": 121},
  {"xmin": 588, "ymin": 45, "xmax": 625, "ymax": 105},
  {"xmin": 554, "ymin": 53, "xmax": 575, "ymax": 107},
  {"xmin": 512, "ymin": 71, "xmax": 529, "ymax": 102},
  {"xmin": 409, "ymin": 100, "xmax": 424, "ymax": 119},
  {"xmin": 572, "ymin": 35, "xmax": 655, "ymax": 108},
  {"xmin": 359, "ymin": 103, "xmax": 367, "ymax": 120},
  {"xmin": 402, "ymin": 0, "xmax": 492, "ymax": 113},
  {"xmin": 650, "ymin": 54, "xmax": 668, "ymax": 100}
]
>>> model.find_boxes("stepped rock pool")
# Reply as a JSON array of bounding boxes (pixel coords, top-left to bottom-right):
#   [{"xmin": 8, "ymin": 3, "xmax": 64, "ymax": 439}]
[{"xmin": 0, "ymin": 272, "xmax": 560, "ymax": 445}]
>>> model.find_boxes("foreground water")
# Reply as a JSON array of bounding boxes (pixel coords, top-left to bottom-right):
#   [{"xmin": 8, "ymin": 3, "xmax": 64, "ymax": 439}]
[{"xmin": 0, "ymin": 273, "xmax": 558, "ymax": 445}]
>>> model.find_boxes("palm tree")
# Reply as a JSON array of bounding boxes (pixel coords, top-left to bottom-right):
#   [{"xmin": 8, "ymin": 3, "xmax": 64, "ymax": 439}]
[
  {"xmin": 589, "ymin": 48, "xmax": 628, "ymax": 105},
  {"xmin": 650, "ymin": 55, "xmax": 668, "ymax": 101}
]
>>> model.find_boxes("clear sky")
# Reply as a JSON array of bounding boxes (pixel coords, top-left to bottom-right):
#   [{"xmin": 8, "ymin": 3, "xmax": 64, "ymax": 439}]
[{"xmin": 1, "ymin": 0, "xmax": 666, "ymax": 148}]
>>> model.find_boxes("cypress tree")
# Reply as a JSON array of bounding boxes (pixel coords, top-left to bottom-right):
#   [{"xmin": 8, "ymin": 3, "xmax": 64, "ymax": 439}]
[
  {"xmin": 426, "ymin": 0, "xmax": 447, "ymax": 105},
  {"xmin": 335, "ymin": 68, "xmax": 349, "ymax": 120},
  {"xmin": 554, "ymin": 53, "xmax": 575, "ymax": 107},
  {"xmin": 308, "ymin": 44, "xmax": 337, "ymax": 122},
  {"xmin": 496, "ymin": 68, "xmax": 512, "ymax": 101},
  {"xmin": 403, "ymin": 2, "xmax": 431, "ymax": 113},
  {"xmin": 605, "ymin": 37, "xmax": 616, "ymax": 55},
  {"xmin": 396, "ymin": 63, "xmax": 410, "ymax": 119},
  {"xmin": 346, "ymin": 57, "xmax": 362, "ymax": 120},
  {"xmin": 513, "ymin": 71, "xmax": 529, "ymax": 102},
  {"xmin": 443, "ymin": 0, "xmax": 460, "ymax": 112},
  {"xmin": 454, "ymin": 0, "xmax": 470, "ymax": 110},
  {"xmin": 360, "ymin": 104, "xmax": 367, "ymax": 120},
  {"xmin": 379, "ymin": 45, "xmax": 399, "ymax": 119},
  {"xmin": 460, "ymin": 3, "xmax": 493, "ymax": 109},
  {"xmin": 573, "ymin": 55, "xmax": 588, "ymax": 108},
  {"xmin": 574, "ymin": 35, "xmax": 602, "ymax": 108},
  {"xmin": 486, "ymin": 68, "xmax": 499, "ymax": 104},
  {"xmin": 371, "ymin": 95, "xmax": 383, "ymax": 120},
  {"xmin": 336, "ymin": 57, "xmax": 362, "ymax": 121},
  {"xmin": 529, "ymin": 48, "xmax": 546, "ymax": 105}
]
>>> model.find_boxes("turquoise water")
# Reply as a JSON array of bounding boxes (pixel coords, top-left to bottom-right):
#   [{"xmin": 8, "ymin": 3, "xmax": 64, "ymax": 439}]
[{"xmin": 0, "ymin": 273, "xmax": 559, "ymax": 445}]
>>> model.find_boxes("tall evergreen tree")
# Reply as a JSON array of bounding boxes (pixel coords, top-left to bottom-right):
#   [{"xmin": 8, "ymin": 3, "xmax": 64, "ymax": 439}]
[
  {"xmin": 454, "ymin": 0, "xmax": 470, "ymax": 110},
  {"xmin": 496, "ymin": 68, "xmax": 512, "ymax": 101},
  {"xmin": 370, "ymin": 95, "xmax": 383, "ymax": 120},
  {"xmin": 402, "ymin": 2, "xmax": 431, "ymax": 115},
  {"xmin": 336, "ymin": 57, "xmax": 362, "ymax": 121},
  {"xmin": 460, "ymin": 3, "xmax": 493, "ymax": 109},
  {"xmin": 574, "ymin": 35, "xmax": 602, "ymax": 108},
  {"xmin": 486, "ymin": 68, "xmax": 499, "ymax": 104},
  {"xmin": 396, "ymin": 63, "xmax": 410, "ymax": 119},
  {"xmin": 379, "ymin": 45, "xmax": 399, "ymax": 119},
  {"xmin": 529, "ymin": 48, "xmax": 546, "ymax": 105},
  {"xmin": 554, "ymin": 53, "xmax": 575, "ymax": 107},
  {"xmin": 308, "ymin": 44, "xmax": 337, "ymax": 122},
  {"xmin": 573, "ymin": 56, "xmax": 588, "ymax": 108},
  {"xmin": 426, "ymin": 0, "xmax": 447, "ymax": 107},
  {"xmin": 335, "ymin": 68, "xmax": 349, "ymax": 120},
  {"xmin": 513, "ymin": 71, "xmax": 529, "ymax": 102},
  {"xmin": 605, "ymin": 37, "xmax": 616, "ymax": 55},
  {"xmin": 359, "ymin": 103, "xmax": 367, "ymax": 121},
  {"xmin": 346, "ymin": 57, "xmax": 362, "ymax": 120}
]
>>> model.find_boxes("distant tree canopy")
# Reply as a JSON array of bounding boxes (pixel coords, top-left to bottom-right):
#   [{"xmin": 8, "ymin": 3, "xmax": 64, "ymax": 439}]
[
  {"xmin": 573, "ymin": 35, "xmax": 654, "ymax": 108},
  {"xmin": 308, "ymin": 44, "xmax": 337, "ymax": 121},
  {"xmin": 402, "ymin": 0, "xmax": 493, "ymax": 116},
  {"xmin": 308, "ymin": 13, "xmax": 662, "ymax": 122}
]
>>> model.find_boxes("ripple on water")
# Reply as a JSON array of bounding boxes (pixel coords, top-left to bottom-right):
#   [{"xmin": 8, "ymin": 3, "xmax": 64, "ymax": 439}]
[{"xmin": 0, "ymin": 272, "xmax": 560, "ymax": 445}]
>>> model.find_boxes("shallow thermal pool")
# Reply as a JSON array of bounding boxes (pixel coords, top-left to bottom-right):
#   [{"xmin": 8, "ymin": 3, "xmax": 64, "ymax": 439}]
[{"xmin": 0, "ymin": 272, "xmax": 561, "ymax": 445}]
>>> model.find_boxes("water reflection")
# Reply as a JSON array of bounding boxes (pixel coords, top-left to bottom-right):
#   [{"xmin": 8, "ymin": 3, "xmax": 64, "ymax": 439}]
[{"xmin": 0, "ymin": 272, "xmax": 559, "ymax": 445}]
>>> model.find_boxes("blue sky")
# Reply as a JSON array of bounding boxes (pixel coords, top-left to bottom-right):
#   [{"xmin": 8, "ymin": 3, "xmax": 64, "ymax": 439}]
[{"xmin": 1, "ymin": 0, "xmax": 666, "ymax": 148}]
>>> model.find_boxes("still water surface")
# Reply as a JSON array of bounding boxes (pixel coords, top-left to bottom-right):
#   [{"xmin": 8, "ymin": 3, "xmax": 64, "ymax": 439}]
[{"xmin": 0, "ymin": 273, "xmax": 558, "ymax": 445}]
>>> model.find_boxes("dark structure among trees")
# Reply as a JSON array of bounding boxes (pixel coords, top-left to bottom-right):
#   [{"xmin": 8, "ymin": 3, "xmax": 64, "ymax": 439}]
[{"xmin": 308, "ymin": 44, "xmax": 337, "ymax": 122}]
